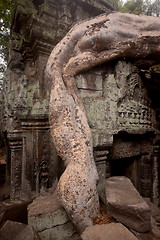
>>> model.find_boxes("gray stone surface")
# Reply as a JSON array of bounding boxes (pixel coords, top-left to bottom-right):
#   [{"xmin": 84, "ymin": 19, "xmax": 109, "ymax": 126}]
[
  {"xmin": 145, "ymin": 198, "xmax": 160, "ymax": 224},
  {"xmin": 151, "ymin": 217, "xmax": 160, "ymax": 239},
  {"xmin": 2, "ymin": 0, "xmax": 116, "ymax": 201},
  {"xmin": 131, "ymin": 216, "xmax": 160, "ymax": 240},
  {"xmin": 81, "ymin": 223, "xmax": 139, "ymax": 240},
  {"xmin": 131, "ymin": 218, "xmax": 160, "ymax": 240},
  {"xmin": 0, "ymin": 220, "xmax": 40, "ymax": 240},
  {"xmin": 13, "ymin": 225, "xmax": 40, "ymax": 240},
  {"xmin": 105, "ymin": 176, "xmax": 151, "ymax": 232},
  {"xmin": 131, "ymin": 230, "xmax": 152, "ymax": 240},
  {"xmin": 28, "ymin": 191, "xmax": 80, "ymax": 240}
]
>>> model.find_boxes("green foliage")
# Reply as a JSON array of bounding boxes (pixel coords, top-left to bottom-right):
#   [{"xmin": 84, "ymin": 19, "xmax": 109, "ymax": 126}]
[
  {"xmin": 0, "ymin": 0, "xmax": 14, "ymax": 62},
  {"xmin": 0, "ymin": 0, "xmax": 159, "ymax": 65},
  {"xmin": 146, "ymin": 0, "xmax": 160, "ymax": 16},
  {"xmin": 116, "ymin": 0, "xmax": 160, "ymax": 16},
  {"xmin": 0, "ymin": 62, "xmax": 5, "ymax": 89},
  {"xmin": 122, "ymin": 0, "xmax": 144, "ymax": 14}
]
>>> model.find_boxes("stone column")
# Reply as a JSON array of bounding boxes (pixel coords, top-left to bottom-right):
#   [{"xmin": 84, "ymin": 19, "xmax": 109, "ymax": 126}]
[
  {"xmin": 94, "ymin": 149, "xmax": 109, "ymax": 203},
  {"xmin": 152, "ymin": 145, "xmax": 160, "ymax": 206},
  {"xmin": 139, "ymin": 154, "xmax": 151, "ymax": 198},
  {"xmin": 8, "ymin": 131, "xmax": 23, "ymax": 199}
]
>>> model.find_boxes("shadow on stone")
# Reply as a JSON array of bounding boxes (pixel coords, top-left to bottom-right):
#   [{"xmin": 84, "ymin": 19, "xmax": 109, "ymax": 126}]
[
  {"xmin": 0, "ymin": 220, "xmax": 40, "ymax": 240},
  {"xmin": 0, "ymin": 199, "xmax": 32, "ymax": 229}
]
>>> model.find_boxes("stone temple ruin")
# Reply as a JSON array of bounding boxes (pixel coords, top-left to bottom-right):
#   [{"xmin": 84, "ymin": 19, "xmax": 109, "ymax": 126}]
[
  {"xmin": 0, "ymin": 0, "xmax": 160, "ymax": 239},
  {"xmin": 1, "ymin": 0, "xmax": 117, "ymax": 200}
]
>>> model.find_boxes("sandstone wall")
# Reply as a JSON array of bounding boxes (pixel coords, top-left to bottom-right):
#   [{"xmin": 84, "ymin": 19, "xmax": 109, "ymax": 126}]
[{"xmin": 2, "ymin": 0, "xmax": 116, "ymax": 199}]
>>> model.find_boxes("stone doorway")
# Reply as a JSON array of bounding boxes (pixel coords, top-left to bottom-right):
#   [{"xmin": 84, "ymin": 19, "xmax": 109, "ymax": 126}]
[
  {"xmin": 0, "ymin": 132, "xmax": 7, "ymax": 187},
  {"xmin": 109, "ymin": 155, "xmax": 140, "ymax": 192},
  {"xmin": 108, "ymin": 132, "xmax": 156, "ymax": 202},
  {"xmin": 0, "ymin": 131, "xmax": 10, "ymax": 200}
]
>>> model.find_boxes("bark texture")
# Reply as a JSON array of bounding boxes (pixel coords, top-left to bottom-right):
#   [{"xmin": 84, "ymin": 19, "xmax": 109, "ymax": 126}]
[{"xmin": 46, "ymin": 12, "xmax": 160, "ymax": 233}]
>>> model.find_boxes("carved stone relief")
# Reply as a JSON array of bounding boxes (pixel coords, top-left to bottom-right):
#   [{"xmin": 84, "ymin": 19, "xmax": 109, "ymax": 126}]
[
  {"xmin": 76, "ymin": 61, "xmax": 157, "ymax": 148},
  {"xmin": 75, "ymin": 61, "xmax": 159, "ymax": 203}
]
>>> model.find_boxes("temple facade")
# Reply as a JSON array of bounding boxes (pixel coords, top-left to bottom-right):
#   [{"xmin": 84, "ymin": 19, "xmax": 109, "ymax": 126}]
[
  {"xmin": 1, "ymin": 0, "xmax": 117, "ymax": 199},
  {"xmin": 75, "ymin": 60, "xmax": 160, "ymax": 205},
  {"xmin": 1, "ymin": 0, "xmax": 160, "ymax": 208}
]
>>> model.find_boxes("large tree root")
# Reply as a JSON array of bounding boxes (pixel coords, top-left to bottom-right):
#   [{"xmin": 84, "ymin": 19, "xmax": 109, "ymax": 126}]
[{"xmin": 46, "ymin": 12, "xmax": 160, "ymax": 233}]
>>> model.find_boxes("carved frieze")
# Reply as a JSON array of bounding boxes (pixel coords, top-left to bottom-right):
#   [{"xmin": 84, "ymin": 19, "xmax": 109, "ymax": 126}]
[
  {"xmin": 76, "ymin": 61, "xmax": 157, "ymax": 148},
  {"xmin": 116, "ymin": 65, "xmax": 153, "ymax": 131},
  {"xmin": 75, "ymin": 60, "xmax": 159, "ymax": 203}
]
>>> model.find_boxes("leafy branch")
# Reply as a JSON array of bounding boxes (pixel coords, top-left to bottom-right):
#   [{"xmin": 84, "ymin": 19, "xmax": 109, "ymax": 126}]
[{"xmin": 0, "ymin": 0, "xmax": 14, "ymax": 62}]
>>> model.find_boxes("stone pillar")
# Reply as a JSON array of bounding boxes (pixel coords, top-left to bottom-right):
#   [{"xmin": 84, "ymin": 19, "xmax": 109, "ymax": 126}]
[
  {"xmin": 152, "ymin": 144, "xmax": 160, "ymax": 206},
  {"xmin": 139, "ymin": 154, "xmax": 152, "ymax": 198},
  {"xmin": 8, "ymin": 131, "xmax": 23, "ymax": 199},
  {"xmin": 94, "ymin": 149, "xmax": 109, "ymax": 202}
]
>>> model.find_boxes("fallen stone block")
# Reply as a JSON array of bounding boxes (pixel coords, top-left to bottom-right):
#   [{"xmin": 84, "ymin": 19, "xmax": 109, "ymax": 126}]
[
  {"xmin": 131, "ymin": 218, "xmax": 160, "ymax": 240},
  {"xmin": 105, "ymin": 176, "xmax": 151, "ymax": 233},
  {"xmin": 130, "ymin": 230, "xmax": 152, "ymax": 240},
  {"xmin": 81, "ymin": 222, "xmax": 139, "ymax": 240},
  {"xmin": 0, "ymin": 220, "xmax": 40, "ymax": 240},
  {"xmin": 28, "ymin": 190, "xmax": 81, "ymax": 240},
  {"xmin": 145, "ymin": 198, "xmax": 160, "ymax": 224},
  {"xmin": 151, "ymin": 217, "xmax": 160, "ymax": 239}
]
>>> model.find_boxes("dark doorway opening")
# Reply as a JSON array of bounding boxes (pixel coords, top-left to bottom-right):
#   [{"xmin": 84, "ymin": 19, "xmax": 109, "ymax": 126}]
[{"xmin": 109, "ymin": 155, "xmax": 140, "ymax": 191}]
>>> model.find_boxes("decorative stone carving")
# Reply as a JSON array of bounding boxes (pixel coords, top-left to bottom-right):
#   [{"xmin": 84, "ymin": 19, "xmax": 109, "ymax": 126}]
[
  {"xmin": 20, "ymin": 118, "xmax": 58, "ymax": 198},
  {"xmin": 117, "ymin": 62, "xmax": 152, "ymax": 130},
  {"xmin": 139, "ymin": 154, "xmax": 152, "ymax": 198},
  {"xmin": 7, "ymin": 131, "xmax": 23, "ymax": 199},
  {"xmin": 76, "ymin": 61, "xmax": 157, "ymax": 149},
  {"xmin": 152, "ymin": 140, "xmax": 160, "ymax": 205},
  {"xmin": 39, "ymin": 161, "xmax": 49, "ymax": 191}
]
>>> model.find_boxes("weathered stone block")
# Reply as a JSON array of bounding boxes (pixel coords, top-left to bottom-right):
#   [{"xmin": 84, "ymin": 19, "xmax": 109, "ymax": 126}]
[
  {"xmin": 81, "ymin": 223, "xmax": 139, "ymax": 240},
  {"xmin": 38, "ymin": 222, "xmax": 80, "ymax": 240},
  {"xmin": 76, "ymin": 73, "xmax": 102, "ymax": 90},
  {"xmin": 28, "ymin": 191, "xmax": 80, "ymax": 240},
  {"xmin": 151, "ymin": 217, "xmax": 160, "ymax": 239},
  {"xmin": 145, "ymin": 198, "xmax": 160, "ymax": 224},
  {"xmin": 0, "ymin": 220, "xmax": 40, "ymax": 240},
  {"xmin": 105, "ymin": 176, "xmax": 151, "ymax": 233}
]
